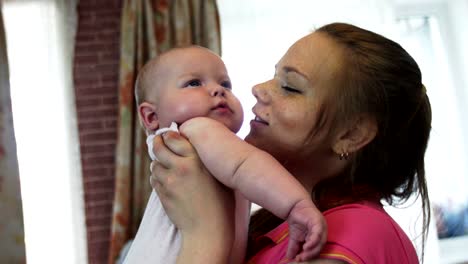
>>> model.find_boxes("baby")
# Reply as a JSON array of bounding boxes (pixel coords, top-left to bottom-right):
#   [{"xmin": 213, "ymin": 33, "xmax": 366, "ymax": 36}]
[{"xmin": 123, "ymin": 45, "xmax": 326, "ymax": 263}]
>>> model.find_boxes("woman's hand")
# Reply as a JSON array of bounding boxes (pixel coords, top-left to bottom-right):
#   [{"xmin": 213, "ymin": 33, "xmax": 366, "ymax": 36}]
[{"xmin": 150, "ymin": 131, "xmax": 236, "ymax": 262}]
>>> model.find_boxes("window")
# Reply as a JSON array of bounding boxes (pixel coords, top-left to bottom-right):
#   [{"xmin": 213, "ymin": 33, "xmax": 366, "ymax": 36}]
[
  {"xmin": 395, "ymin": 3, "xmax": 468, "ymax": 263},
  {"xmin": 2, "ymin": 1, "xmax": 87, "ymax": 263}
]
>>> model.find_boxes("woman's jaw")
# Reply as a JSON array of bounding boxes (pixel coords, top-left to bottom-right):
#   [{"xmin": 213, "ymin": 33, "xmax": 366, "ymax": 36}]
[{"xmin": 246, "ymin": 116, "xmax": 351, "ymax": 195}]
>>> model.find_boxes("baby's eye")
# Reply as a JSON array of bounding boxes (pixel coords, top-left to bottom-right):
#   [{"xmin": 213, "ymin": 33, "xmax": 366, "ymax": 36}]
[
  {"xmin": 184, "ymin": 79, "xmax": 202, "ymax": 87},
  {"xmin": 221, "ymin": 80, "xmax": 232, "ymax": 89}
]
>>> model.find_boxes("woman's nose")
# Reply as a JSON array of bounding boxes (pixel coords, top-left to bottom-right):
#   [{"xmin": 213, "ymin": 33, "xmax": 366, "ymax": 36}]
[
  {"xmin": 252, "ymin": 81, "xmax": 270, "ymax": 103},
  {"xmin": 210, "ymin": 84, "xmax": 226, "ymax": 97}
]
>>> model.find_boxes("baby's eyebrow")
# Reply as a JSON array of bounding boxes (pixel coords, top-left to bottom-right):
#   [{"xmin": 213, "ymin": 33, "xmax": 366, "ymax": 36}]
[
  {"xmin": 178, "ymin": 73, "xmax": 198, "ymax": 79},
  {"xmin": 217, "ymin": 74, "xmax": 231, "ymax": 82}
]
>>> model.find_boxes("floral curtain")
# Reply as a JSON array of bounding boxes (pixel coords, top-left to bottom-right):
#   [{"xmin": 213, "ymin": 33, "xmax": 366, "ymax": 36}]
[
  {"xmin": 0, "ymin": 6, "xmax": 26, "ymax": 264},
  {"xmin": 108, "ymin": 0, "xmax": 221, "ymax": 262}
]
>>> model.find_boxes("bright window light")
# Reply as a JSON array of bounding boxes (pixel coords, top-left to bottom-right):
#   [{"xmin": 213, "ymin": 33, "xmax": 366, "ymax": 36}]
[{"xmin": 3, "ymin": 1, "xmax": 86, "ymax": 264}]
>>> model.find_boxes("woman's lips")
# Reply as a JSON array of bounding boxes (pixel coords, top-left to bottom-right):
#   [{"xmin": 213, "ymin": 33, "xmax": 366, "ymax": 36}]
[
  {"xmin": 253, "ymin": 115, "xmax": 268, "ymax": 125},
  {"xmin": 250, "ymin": 116, "xmax": 269, "ymax": 131}
]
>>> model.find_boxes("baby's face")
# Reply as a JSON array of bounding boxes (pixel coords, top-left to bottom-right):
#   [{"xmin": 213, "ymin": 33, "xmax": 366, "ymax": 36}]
[{"xmin": 148, "ymin": 47, "xmax": 244, "ymax": 133}]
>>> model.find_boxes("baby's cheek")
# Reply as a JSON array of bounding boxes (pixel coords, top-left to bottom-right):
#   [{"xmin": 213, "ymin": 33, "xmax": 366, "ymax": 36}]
[{"xmin": 169, "ymin": 101, "xmax": 205, "ymax": 124}]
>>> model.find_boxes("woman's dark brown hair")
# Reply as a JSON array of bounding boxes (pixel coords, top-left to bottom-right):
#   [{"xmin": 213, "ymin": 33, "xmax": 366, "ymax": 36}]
[{"xmin": 248, "ymin": 22, "xmax": 432, "ymax": 260}]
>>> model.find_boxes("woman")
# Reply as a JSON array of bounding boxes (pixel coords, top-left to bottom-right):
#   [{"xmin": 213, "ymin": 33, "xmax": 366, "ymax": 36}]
[{"xmin": 151, "ymin": 22, "xmax": 431, "ymax": 263}]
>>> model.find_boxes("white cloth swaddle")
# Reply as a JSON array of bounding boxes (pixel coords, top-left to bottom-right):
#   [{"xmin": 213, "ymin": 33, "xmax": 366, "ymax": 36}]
[
  {"xmin": 146, "ymin": 122, "xmax": 179, "ymax": 163},
  {"xmin": 123, "ymin": 122, "xmax": 180, "ymax": 264}
]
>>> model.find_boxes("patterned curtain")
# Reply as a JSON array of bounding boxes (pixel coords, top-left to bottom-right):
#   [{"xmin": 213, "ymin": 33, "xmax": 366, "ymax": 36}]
[
  {"xmin": 0, "ymin": 6, "xmax": 26, "ymax": 264},
  {"xmin": 108, "ymin": 0, "xmax": 221, "ymax": 262}
]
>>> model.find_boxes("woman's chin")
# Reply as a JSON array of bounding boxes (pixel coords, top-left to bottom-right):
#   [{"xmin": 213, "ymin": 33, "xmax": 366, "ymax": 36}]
[
  {"xmin": 245, "ymin": 133, "xmax": 273, "ymax": 154},
  {"xmin": 244, "ymin": 129, "xmax": 264, "ymax": 145}
]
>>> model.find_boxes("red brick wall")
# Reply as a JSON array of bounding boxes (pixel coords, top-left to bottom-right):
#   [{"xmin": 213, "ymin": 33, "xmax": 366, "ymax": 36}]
[{"xmin": 73, "ymin": 1, "xmax": 122, "ymax": 263}]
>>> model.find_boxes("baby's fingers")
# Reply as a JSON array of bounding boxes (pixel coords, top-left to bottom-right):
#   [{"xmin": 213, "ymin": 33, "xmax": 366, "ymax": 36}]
[
  {"xmin": 286, "ymin": 239, "xmax": 302, "ymax": 260},
  {"xmin": 294, "ymin": 234, "xmax": 322, "ymax": 261},
  {"xmin": 295, "ymin": 246, "xmax": 321, "ymax": 262},
  {"xmin": 303, "ymin": 236, "xmax": 320, "ymax": 251}
]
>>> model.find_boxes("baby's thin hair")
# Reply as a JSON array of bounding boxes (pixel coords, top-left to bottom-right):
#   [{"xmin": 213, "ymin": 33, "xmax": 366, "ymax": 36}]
[{"xmin": 134, "ymin": 45, "xmax": 216, "ymax": 107}]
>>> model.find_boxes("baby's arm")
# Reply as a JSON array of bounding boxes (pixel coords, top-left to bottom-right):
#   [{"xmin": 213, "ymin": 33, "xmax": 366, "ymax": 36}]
[{"xmin": 179, "ymin": 117, "xmax": 326, "ymax": 260}]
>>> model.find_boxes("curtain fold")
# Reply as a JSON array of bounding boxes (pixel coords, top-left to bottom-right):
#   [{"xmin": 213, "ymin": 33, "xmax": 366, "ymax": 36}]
[
  {"xmin": 0, "ymin": 5, "xmax": 26, "ymax": 264},
  {"xmin": 109, "ymin": 0, "xmax": 221, "ymax": 262}
]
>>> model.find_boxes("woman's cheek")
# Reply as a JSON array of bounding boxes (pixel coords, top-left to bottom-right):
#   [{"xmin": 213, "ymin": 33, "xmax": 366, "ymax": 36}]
[
  {"xmin": 275, "ymin": 103, "xmax": 306, "ymax": 130},
  {"xmin": 279, "ymin": 106, "xmax": 318, "ymax": 144}
]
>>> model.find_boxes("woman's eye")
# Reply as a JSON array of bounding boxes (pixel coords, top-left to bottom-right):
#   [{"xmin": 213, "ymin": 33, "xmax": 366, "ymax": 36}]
[
  {"xmin": 221, "ymin": 80, "xmax": 232, "ymax": 89},
  {"xmin": 185, "ymin": 79, "xmax": 202, "ymax": 87},
  {"xmin": 281, "ymin": 85, "xmax": 301, "ymax": 93}
]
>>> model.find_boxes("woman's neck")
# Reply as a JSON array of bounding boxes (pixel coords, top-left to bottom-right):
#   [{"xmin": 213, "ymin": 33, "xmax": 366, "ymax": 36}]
[{"xmin": 282, "ymin": 156, "xmax": 344, "ymax": 195}]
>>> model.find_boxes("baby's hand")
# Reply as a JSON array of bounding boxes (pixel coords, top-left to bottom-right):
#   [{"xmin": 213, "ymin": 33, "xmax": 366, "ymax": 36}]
[{"xmin": 286, "ymin": 199, "xmax": 327, "ymax": 261}]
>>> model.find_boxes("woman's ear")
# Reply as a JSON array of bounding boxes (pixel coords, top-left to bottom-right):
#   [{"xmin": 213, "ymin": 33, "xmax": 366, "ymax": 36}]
[
  {"xmin": 138, "ymin": 102, "xmax": 159, "ymax": 132},
  {"xmin": 332, "ymin": 115, "xmax": 378, "ymax": 155}
]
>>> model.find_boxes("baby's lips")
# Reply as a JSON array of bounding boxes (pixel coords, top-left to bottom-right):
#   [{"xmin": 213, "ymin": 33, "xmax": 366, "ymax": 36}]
[{"xmin": 211, "ymin": 101, "xmax": 233, "ymax": 113}]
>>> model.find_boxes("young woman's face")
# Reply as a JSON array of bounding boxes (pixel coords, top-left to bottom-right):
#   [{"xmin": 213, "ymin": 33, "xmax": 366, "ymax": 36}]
[{"xmin": 245, "ymin": 32, "xmax": 343, "ymax": 165}]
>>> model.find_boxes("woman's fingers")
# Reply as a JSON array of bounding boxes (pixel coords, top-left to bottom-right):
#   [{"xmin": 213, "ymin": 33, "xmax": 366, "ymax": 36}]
[
  {"xmin": 149, "ymin": 145, "xmax": 236, "ymax": 236},
  {"xmin": 150, "ymin": 160, "xmax": 177, "ymax": 199},
  {"xmin": 151, "ymin": 131, "xmax": 195, "ymax": 169},
  {"xmin": 151, "ymin": 162, "xmax": 175, "ymax": 214},
  {"xmin": 162, "ymin": 131, "xmax": 195, "ymax": 157},
  {"xmin": 150, "ymin": 161, "xmax": 164, "ymax": 187},
  {"xmin": 152, "ymin": 134, "xmax": 177, "ymax": 169}
]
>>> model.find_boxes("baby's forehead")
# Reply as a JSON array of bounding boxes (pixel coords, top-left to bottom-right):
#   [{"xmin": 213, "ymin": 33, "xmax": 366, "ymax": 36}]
[
  {"xmin": 162, "ymin": 46, "xmax": 216, "ymax": 63},
  {"xmin": 164, "ymin": 47, "xmax": 223, "ymax": 71},
  {"xmin": 142, "ymin": 46, "xmax": 226, "ymax": 87},
  {"xmin": 147, "ymin": 48, "xmax": 202, "ymax": 72}
]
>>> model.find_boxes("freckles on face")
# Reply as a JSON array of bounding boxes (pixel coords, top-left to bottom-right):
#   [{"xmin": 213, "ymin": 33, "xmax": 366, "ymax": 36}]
[
  {"xmin": 249, "ymin": 99, "xmax": 319, "ymax": 159},
  {"xmin": 270, "ymin": 84, "xmax": 319, "ymax": 141},
  {"xmin": 279, "ymin": 107, "xmax": 318, "ymax": 147},
  {"xmin": 247, "ymin": 35, "xmax": 342, "ymax": 158}
]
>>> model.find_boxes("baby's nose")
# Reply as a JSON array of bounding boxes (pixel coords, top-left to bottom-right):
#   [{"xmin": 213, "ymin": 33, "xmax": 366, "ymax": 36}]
[{"xmin": 210, "ymin": 84, "xmax": 226, "ymax": 97}]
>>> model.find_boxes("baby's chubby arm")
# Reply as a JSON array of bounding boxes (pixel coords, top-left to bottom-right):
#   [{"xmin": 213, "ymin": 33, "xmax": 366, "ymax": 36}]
[
  {"xmin": 179, "ymin": 117, "xmax": 326, "ymax": 259},
  {"xmin": 180, "ymin": 117, "xmax": 305, "ymax": 218}
]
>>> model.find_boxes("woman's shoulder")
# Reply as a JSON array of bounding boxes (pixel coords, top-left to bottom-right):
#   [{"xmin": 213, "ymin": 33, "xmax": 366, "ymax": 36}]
[
  {"xmin": 320, "ymin": 202, "xmax": 419, "ymax": 264},
  {"xmin": 323, "ymin": 202, "xmax": 398, "ymax": 243},
  {"xmin": 324, "ymin": 202, "xmax": 389, "ymax": 224}
]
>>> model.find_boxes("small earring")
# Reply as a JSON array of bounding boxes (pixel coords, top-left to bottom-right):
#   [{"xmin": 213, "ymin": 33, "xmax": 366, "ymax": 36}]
[{"xmin": 339, "ymin": 152, "xmax": 349, "ymax": 160}]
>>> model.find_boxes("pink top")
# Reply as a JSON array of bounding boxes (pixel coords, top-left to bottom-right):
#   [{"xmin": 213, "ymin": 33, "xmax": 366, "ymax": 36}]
[{"xmin": 246, "ymin": 202, "xmax": 419, "ymax": 264}]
